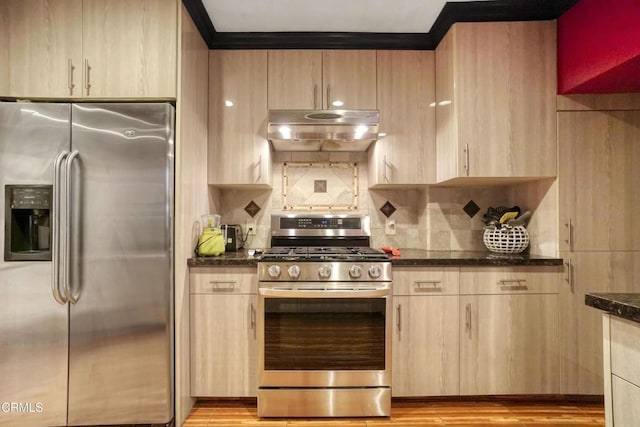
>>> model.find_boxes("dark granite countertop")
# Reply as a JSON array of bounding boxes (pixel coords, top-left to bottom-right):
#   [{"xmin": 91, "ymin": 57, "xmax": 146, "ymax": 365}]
[
  {"xmin": 387, "ymin": 249, "xmax": 562, "ymax": 266},
  {"xmin": 188, "ymin": 248, "xmax": 563, "ymax": 268},
  {"xmin": 585, "ymin": 293, "xmax": 640, "ymax": 324},
  {"xmin": 188, "ymin": 249, "xmax": 262, "ymax": 267}
]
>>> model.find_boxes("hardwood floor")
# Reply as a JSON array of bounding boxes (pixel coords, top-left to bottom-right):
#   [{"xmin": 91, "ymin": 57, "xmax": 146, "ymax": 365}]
[{"xmin": 183, "ymin": 398, "xmax": 604, "ymax": 426}]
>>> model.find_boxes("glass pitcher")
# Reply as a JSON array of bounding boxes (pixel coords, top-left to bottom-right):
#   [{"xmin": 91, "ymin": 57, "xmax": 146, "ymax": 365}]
[
  {"xmin": 197, "ymin": 214, "xmax": 225, "ymax": 256},
  {"xmin": 200, "ymin": 214, "xmax": 221, "ymax": 230}
]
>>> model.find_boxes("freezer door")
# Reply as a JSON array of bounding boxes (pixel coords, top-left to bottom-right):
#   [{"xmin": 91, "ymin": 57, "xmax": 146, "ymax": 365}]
[
  {"xmin": 67, "ymin": 104, "xmax": 174, "ymax": 426},
  {"xmin": 0, "ymin": 103, "xmax": 70, "ymax": 427}
]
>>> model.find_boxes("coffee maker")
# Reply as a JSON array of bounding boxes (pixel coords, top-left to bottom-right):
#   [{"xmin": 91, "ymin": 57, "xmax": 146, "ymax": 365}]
[{"xmin": 4, "ymin": 185, "xmax": 52, "ymax": 261}]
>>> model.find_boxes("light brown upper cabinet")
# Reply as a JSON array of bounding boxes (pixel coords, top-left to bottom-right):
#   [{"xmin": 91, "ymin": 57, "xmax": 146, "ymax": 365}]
[
  {"xmin": 369, "ymin": 51, "xmax": 436, "ymax": 187},
  {"xmin": 0, "ymin": 0, "xmax": 82, "ymax": 98},
  {"xmin": 267, "ymin": 50, "xmax": 376, "ymax": 110},
  {"xmin": 0, "ymin": 0, "xmax": 177, "ymax": 99},
  {"xmin": 558, "ymin": 110, "xmax": 640, "ymax": 252},
  {"xmin": 435, "ymin": 21, "xmax": 557, "ymax": 183},
  {"xmin": 209, "ymin": 50, "xmax": 272, "ymax": 187},
  {"xmin": 82, "ymin": 0, "xmax": 177, "ymax": 98}
]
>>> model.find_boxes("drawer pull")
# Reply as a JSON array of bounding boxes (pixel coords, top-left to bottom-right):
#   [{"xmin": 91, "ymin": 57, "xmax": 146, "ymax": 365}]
[
  {"xmin": 414, "ymin": 280, "xmax": 443, "ymax": 290},
  {"xmin": 497, "ymin": 279, "xmax": 528, "ymax": 291},
  {"xmin": 415, "ymin": 280, "xmax": 442, "ymax": 286},
  {"xmin": 498, "ymin": 279, "xmax": 526, "ymax": 285},
  {"xmin": 208, "ymin": 281, "xmax": 237, "ymax": 291}
]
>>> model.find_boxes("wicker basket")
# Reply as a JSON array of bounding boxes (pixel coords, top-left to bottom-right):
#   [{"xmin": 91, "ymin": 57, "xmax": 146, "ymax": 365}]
[{"xmin": 483, "ymin": 226, "xmax": 530, "ymax": 254}]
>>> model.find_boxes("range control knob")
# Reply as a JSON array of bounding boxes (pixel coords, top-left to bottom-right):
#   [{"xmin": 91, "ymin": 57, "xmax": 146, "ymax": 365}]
[
  {"xmin": 287, "ymin": 265, "xmax": 301, "ymax": 279},
  {"xmin": 267, "ymin": 265, "xmax": 281, "ymax": 278},
  {"xmin": 318, "ymin": 265, "xmax": 332, "ymax": 279},
  {"xmin": 368, "ymin": 264, "xmax": 383, "ymax": 279},
  {"xmin": 348, "ymin": 265, "xmax": 363, "ymax": 279}
]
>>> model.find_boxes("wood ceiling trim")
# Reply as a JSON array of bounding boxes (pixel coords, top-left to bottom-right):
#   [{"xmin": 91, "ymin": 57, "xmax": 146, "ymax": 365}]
[{"xmin": 182, "ymin": 0, "xmax": 578, "ymax": 50}]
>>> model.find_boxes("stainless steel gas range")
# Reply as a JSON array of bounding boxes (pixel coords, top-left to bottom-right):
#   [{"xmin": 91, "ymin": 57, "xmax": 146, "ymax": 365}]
[{"xmin": 257, "ymin": 214, "xmax": 392, "ymax": 418}]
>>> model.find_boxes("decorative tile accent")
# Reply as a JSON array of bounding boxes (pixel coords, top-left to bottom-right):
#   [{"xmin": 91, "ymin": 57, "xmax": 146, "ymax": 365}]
[
  {"xmin": 463, "ymin": 200, "xmax": 480, "ymax": 218},
  {"xmin": 282, "ymin": 161, "xmax": 358, "ymax": 211},
  {"xmin": 380, "ymin": 201, "xmax": 396, "ymax": 218},
  {"xmin": 314, "ymin": 180, "xmax": 327, "ymax": 193},
  {"xmin": 244, "ymin": 200, "xmax": 261, "ymax": 217}
]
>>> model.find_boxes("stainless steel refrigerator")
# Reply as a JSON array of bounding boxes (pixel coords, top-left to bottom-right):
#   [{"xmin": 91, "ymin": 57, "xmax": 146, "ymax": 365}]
[{"xmin": 0, "ymin": 102, "xmax": 174, "ymax": 426}]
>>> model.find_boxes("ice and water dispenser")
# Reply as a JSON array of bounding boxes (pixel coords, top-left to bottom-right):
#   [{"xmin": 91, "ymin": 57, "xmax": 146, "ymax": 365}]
[{"xmin": 4, "ymin": 185, "xmax": 52, "ymax": 261}]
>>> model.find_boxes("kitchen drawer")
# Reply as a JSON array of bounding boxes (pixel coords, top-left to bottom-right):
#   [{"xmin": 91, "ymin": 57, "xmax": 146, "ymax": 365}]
[
  {"xmin": 190, "ymin": 267, "xmax": 257, "ymax": 294},
  {"xmin": 393, "ymin": 267, "xmax": 459, "ymax": 296},
  {"xmin": 612, "ymin": 375, "xmax": 640, "ymax": 426},
  {"xmin": 610, "ymin": 316, "xmax": 640, "ymax": 388},
  {"xmin": 459, "ymin": 267, "xmax": 560, "ymax": 295}
]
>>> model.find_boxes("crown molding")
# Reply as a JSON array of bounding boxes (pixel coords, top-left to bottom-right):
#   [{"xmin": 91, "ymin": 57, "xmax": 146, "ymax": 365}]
[{"xmin": 182, "ymin": 0, "xmax": 578, "ymax": 50}]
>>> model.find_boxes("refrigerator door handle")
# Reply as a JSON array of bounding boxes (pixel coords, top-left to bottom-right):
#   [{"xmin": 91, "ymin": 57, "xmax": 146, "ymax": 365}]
[
  {"xmin": 52, "ymin": 151, "xmax": 69, "ymax": 305},
  {"xmin": 64, "ymin": 150, "xmax": 80, "ymax": 304}
]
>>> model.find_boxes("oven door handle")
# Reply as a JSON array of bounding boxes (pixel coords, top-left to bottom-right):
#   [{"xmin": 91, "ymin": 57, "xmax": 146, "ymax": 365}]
[{"xmin": 259, "ymin": 288, "xmax": 390, "ymax": 298}]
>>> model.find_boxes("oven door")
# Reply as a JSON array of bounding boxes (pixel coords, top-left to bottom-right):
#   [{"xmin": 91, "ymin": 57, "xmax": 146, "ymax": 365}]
[{"xmin": 258, "ymin": 284, "xmax": 392, "ymax": 388}]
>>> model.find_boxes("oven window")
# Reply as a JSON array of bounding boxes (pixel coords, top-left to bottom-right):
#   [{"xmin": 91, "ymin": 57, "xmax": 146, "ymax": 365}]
[{"xmin": 264, "ymin": 297, "xmax": 386, "ymax": 371}]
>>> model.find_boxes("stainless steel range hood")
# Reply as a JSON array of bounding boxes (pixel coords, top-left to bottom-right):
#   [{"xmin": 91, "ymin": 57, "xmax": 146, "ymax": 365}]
[{"xmin": 267, "ymin": 109, "xmax": 379, "ymax": 151}]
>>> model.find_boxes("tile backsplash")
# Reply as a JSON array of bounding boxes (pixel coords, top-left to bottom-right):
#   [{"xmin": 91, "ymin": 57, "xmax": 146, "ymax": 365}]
[{"xmin": 209, "ymin": 152, "xmax": 557, "ymax": 256}]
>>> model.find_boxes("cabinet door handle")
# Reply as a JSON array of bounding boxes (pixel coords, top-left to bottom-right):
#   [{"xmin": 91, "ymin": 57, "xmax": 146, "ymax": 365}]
[
  {"xmin": 250, "ymin": 302, "xmax": 256, "ymax": 330},
  {"xmin": 67, "ymin": 59, "xmax": 75, "ymax": 93},
  {"xmin": 463, "ymin": 144, "xmax": 470, "ymax": 176},
  {"xmin": 326, "ymin": 85, "xmax": 331, "ymax": 109},
  {"xmin": 313, "ymin": 84, "xmax": 318, "ymax": 109},
  {"xmin": 565, "ymin": 218, "xmax": 573, "ymax": 251},
  {"xmin": 396, "ymin": 304, "xmax": 401, "ymax": 333},
  {"xmin": 565, "ymin": 259, "xmax": 573, "ymax": 292},
  {"xmin": 254, "ymin": 155, "xmax": 262, "ymax": 183},
  {"xmin": 383, "ymin": 156, "xmax": 391, "ymax": 183},
  {"xmin": 84, "ymin": 59, "xmax": 91, "ymax": 95},
  {"xmin": 465, "ymin": 303, "xmax": 471, "ymax": 332}
]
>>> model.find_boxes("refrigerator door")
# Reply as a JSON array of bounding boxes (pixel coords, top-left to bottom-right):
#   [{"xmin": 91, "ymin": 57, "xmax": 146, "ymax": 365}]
[
  {"xmin": 67, "ymin": 104, "xmax": 174, "ymax": 426},
  {"xmin": 0, "ymin": 103, "xmax": 70, "ymax": 427}
]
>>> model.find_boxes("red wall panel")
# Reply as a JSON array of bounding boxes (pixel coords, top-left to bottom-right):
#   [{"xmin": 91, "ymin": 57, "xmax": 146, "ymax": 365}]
[{"xmin": 558, "ymin": 0, "xmax": 640, "ymax": 94}]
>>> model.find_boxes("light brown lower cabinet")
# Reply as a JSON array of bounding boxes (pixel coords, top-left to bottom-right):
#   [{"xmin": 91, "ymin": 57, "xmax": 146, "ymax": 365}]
[
  {"xmin": 560, "ymin": 252, "xmax": 640, "ymax": 395},
  {"xmin": 392, "ymin": 267, "xmax": 561, "ymax": 397},
  {"xmin": 189, "ymin": 266, "xmax": 561, "ymax": 398},
  {"xmin": 459, "ymin": 293, "xmax": 559, "ymax": 394},
  {"xmin": 392, "ymin": 268, "xmax": 460, "ymax": 396},
  {"xmin": 603, "ymin": 314, "xmax": 640, "ymax": 427},
  {"xmin": 610, "ymin": 376, "xmax": 640, "ymax": 427},
  {"xmin": 189, "ymin": 267, "xmax": 257, "ymax": 397},
  {"xmin": 459, "ymin": 267, "xmax": 561, "ymax": 395}
]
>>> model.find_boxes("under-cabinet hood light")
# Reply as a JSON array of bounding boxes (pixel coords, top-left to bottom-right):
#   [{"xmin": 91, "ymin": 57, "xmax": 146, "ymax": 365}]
[
  {"xmin": 267, "ymin": 109, "xmax": 379, "ymax": 152},
  {"xmin": 278, "ymin": 126, "xmax": 292, "ymax": 139}
]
